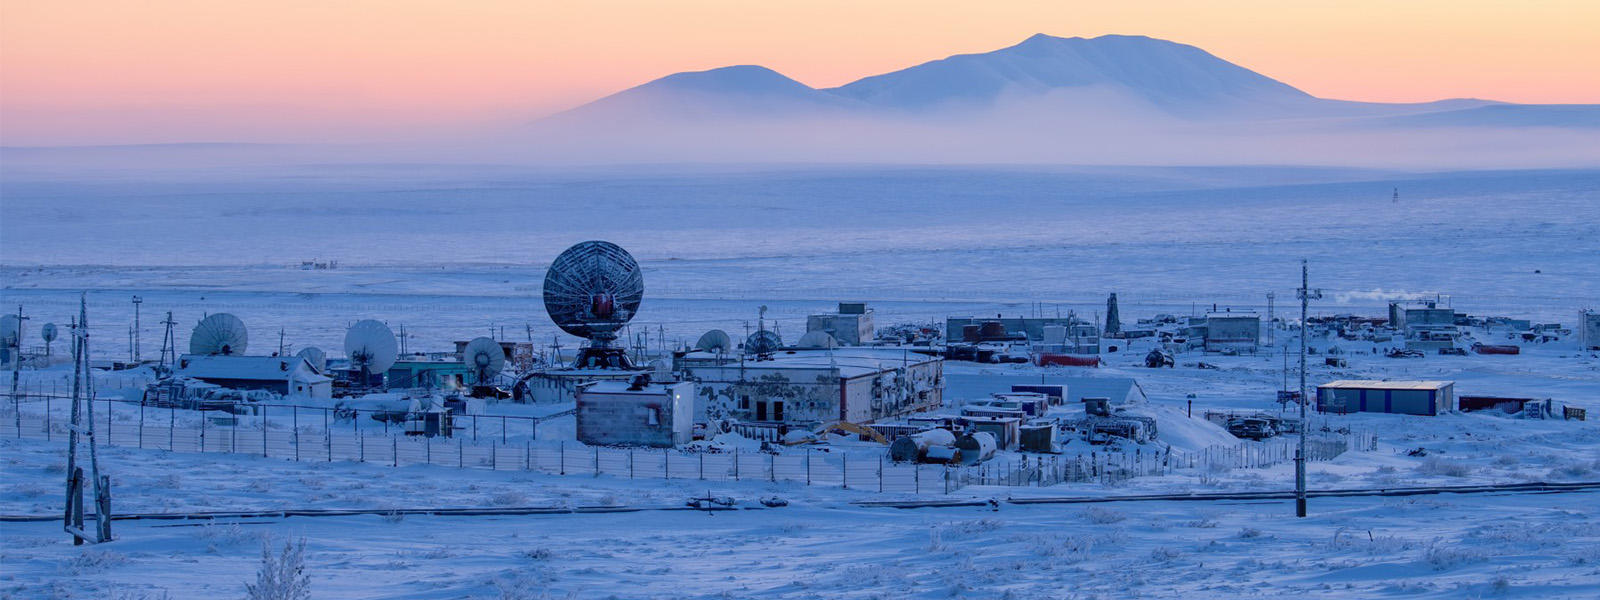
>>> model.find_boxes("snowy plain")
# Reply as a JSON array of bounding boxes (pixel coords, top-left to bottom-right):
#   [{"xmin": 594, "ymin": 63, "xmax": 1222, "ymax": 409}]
[{"xmin": 1, "ymin": 163, "xmax": 1598, "ymax": 598}]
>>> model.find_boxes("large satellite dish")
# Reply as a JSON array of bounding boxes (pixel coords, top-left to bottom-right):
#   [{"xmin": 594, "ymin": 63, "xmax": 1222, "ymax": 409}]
[
  {"xmin": 190, "ymin": 313, "xmax": 248, "ymax": 355},
  {"xmin": 746, "ymin": 330, "xmax": 783, "ymax": 355},
  {"xmin": 695, "ymin": 329, "xmax": 732, "ymax": 353},
  {"xmin": 344, "ymin": 320, "xmax": 398, "ymax": 376},
  {"xmin": 41, "ymin": 323, "xmax": 58, "ymax": 343},
  {"xmin": 296, "ymin": 346, "xmax": 326, "ymax": 373},
  {"xmin": 796, "ymin": 331, "xmax": 838, "ymax": 349},
  {"xmin": 462, "ymin": 336, "xmax": 506, "ymax": 384},
  {"xmin": 543, "ymin": 241, "xmax": 643, "ymax": 345},
  {"xmin": 0, "ymin": 315, "xmax": 19, "ymax": 348}
]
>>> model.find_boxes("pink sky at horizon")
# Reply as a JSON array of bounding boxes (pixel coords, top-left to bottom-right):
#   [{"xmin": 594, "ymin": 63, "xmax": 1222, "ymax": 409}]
[{"xmin": 2, "ymin": 0, "xmax": 1597, "ymax": 145}]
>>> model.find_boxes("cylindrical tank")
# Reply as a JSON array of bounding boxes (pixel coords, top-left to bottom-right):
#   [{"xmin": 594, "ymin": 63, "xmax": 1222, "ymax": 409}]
[
  {"xmin": 888, "ymin": 429, "xmax": 957, "ymax": 462},
  {"xmin": 955, "ymin": 431, "xmax": 997, "ymax": 465}
]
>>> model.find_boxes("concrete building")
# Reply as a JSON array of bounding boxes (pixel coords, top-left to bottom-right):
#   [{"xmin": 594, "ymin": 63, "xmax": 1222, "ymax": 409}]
[
  {"xmin": 1203, "ymin": 313, "xmax": 1260, "ymax": 353},
  {"xmin": 946, "ymin": 316, "xmax": 1096, "ymax": 344},
  {"xmin": 576, "ymin": 378, "xmax": 693, "ymax": 447},
  {"xmin": 1316, "ymin": 380, "xmax": 1454, "ymax": 416},
  {"xmin": 676, "ymin": 347, "xmax": 943, "ymax": 426},
  {"xmin": 176, "ymin": 354, "xmax": 333, "ymax": 398},
  {"xmin": 1584, "ymin": 310, "xmax": 1600, "ymax": 351},
  {"xmin": 806, "ymin": 302, "xmax": 875, "ymax": 346}
]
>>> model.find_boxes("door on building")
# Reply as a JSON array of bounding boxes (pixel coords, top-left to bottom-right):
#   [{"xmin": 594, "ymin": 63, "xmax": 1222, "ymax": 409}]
[{"xmin": 755, "ymin": 401, "xmax": 767, "ymax": 421}]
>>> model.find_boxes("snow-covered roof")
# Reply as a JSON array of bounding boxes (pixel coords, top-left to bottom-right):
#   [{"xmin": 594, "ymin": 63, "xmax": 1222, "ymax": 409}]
[
  {"xmin": 583, "ymin": 380, "xmax": 691, "ymax": 395},
  {"xmin": 177, "ymin": 354, "xmax": 331, "ymax": 383},
  {"xmin": 1318, "ymin": 380, "xmax": 1453, "ymax": 391},
  {"xmin": 680, "ymin": 347, "xmax": 939, "ymax": 378}
]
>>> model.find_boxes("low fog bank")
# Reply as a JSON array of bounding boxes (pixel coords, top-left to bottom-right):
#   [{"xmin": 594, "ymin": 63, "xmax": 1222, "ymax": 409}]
[{"xmin": 3, "ymin": 88, "xmax": 1597, "ymax": 175}]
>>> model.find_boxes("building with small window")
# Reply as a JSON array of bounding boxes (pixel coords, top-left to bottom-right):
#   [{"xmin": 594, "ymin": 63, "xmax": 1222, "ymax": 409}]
[
  {"xmin": 806, "ymin": 302, "xmax": 875, "ymax": 346},
  {"xmin": 576, "ymin": 378, "xmax": 693, "ymax": 447},
  {"xmin": 1316, "ymin": 380, "xmax": 1454, "ymax": 416},
  {"xmin": 1203, "ymin": 313, "xmax": 1260, "ymax": 353}
]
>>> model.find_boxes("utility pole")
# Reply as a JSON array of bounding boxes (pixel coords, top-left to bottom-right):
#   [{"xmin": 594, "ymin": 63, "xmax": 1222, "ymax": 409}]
[
  {"xmin": 65, "ymin": 294, "xmax": 111, "ymax": 544},
  {"xmin": 1296, "ymin": 260, "xmax": 1322, "ymax": 518},
  {"xmin": 131, "ymin": 295, "xmax": 142, "ymax": 363},
  {"xmin": 157, "ymin": 312, "xmax": 177, "ymax": 376},
  {"xmin": 10, "ymin": 305, "xmax": 28, "ymax": 438},
  {"xmin": 1266, "ymin": 292, "xmax": 1275, "ymax": 347},
  {"xmin": 277, "ymin": 328, "xmax": 287, "ymax": 357}
]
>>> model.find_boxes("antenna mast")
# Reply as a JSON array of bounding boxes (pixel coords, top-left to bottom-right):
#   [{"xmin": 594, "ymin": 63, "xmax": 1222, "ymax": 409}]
[{"xmin": 1296, "ymin": 259, "xmax": 1322, "ymax": 518}]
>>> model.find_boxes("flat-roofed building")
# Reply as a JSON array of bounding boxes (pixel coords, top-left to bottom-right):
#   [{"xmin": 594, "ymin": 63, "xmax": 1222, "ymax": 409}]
[{"xmin": 1316, "ymin": 380, "xmax": 1454, "ymax": 416}]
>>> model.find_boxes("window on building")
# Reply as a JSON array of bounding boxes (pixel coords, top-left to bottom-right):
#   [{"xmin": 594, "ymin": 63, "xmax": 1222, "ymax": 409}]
[
  {"xmin": 774, "ymin": 401, "xmax": 784, "ymax": 421},
  {"xmin": 739, "ymin": 395, "xmax": 750, "ymax": 410}
]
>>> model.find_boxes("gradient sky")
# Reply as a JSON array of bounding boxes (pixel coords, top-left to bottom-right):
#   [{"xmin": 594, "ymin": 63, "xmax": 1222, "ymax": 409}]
[{"xmin": 3, "ymin": 0, "xmax": 1597, "ymax": 145}]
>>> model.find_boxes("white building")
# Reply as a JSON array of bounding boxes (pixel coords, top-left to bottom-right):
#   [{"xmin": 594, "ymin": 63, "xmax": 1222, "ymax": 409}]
[
  {"xmin": 176, "ymin": 354, "xmax": 332, "ymax": 398},
  {"xmin": 576, "ymin": 378, "xmax": 693, "ymax": 447},
  {"xmin": 676, "ymin": 347, "xmax": 942, "ymax": 426},
  {"xmin": 806, "ymin": 302, "xmax": 875, "ymax": 346},
  {"xmin": 1583, "ymin": 310, "xmax": 1600, "ymax": 351}
]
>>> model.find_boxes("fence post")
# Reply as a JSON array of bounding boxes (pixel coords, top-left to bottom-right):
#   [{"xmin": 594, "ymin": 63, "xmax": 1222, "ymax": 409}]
[
  {"xmin": 769, "ymin": 452, "xmax": 775, "ymax": 482},
  {"xmin": 629, "ymin": 449, "xmax": 635, "ymax": 479},
  {"xmin": 878, "ymin": 455, "xmax": 884, "ymax": 493},
  {"xmin": 232, "ymin": 410, "xmax": 238, "ymax": 454},
  {"xmin": 594, "ymin": 446, "xmax": 600, "ymax": 477},
  {"xmin": 914, "ymin": 463, "xmax": 920, "ymax": 494},
  {"xmin": 393, "ymin": 437, "xmax": 399, "ymax": 467},
  {"xmin": 261, "ymin": 405, "xmax": 269, "ymax": 457},
  {"xmin": 44, "ymin": 393, "xmax": 51, "ymax": 441},
  {"xmin": 805, "ymin": 449, "xmax": 812, "ymax": 486},
  {"xmin": 491, "ymin": 441, "xmax": 497, "ymax": 471},
  {"xmin": 138, "ymin": 401, "xmax": 145, "ymax": 448},
  {"xmin": 663, "ymin": 448, "xmax": 669, "ymax": 480},
  {"xmin": 199, "ymin": 409, "xmax": 206, "ymax": 452},
  {"xmin": 734, "ymin": 449, "xmax": 740, "ymax": 481},
  {"xmin": 559, "ymin": 441, "xmax": 566, "ymax": 475},
  {"xmin": 698, "ymin": 452, "xmax": 704, "ymax": 480},
  {"xmin": 426, "ymin": 435, "xmax": 432, "ymax": 464},
  {"xmin": 293, "ymin": 405, "xmax": 300, "ymax": 462},
  {"xmin": 324, "ymin": 409, "xmax": 331, "ymax": 462},
  {"xmin": 459, "ymin": 437, "xmax": 465, "ymax": 468},
  {"xmin": 473, "ymin": 416, "xmax": 478, "ymax": 441},
  {"xmin": 842, "ymin": 453, "xmax": 848, "ymax": 489},
  {"xmin": 944, "ymin": 464, "xmax": 950, "ymax": 494},
  {"xmin": 501, "ymin": 416, "xmax": 507, "ymax": 443}
]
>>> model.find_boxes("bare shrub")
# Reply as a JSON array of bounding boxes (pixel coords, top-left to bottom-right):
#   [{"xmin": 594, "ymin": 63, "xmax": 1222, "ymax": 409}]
[
  {"xmin": 1083, "ymin": 506, "xmax": 1126, "ymax": 524},
  {"xmin": 245, "ymin": 538, "xmax": 310, "ymax": 600}
]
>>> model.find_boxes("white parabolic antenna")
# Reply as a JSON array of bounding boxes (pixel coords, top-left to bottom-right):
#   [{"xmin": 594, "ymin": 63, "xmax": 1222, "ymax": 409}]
[
  {"xmin": 296, "ymin": 346, "xmax": 327, "ymax": 373},
  {"xmin": 41, "ymin": 323, "xmax": 58, "ymax": 343},
  {"xmin": 796, "ymin": 331, "xmax": 838, "ymax": 349},
  {"xmin": 0, "ymin": 315, "xmax": 19, "ymax": 348},
  {"xmin": 695, "ymin": 329, "xmax": 732, "ymax": 353},
  {"xmin": 344, "ymin": 319, "xmax": 398, "ymax": 375},
  {"xmin": 190, "ymin": 313, "xmax": 248, "ymax": 355},
  {"xmin": 462, "ymin": 336, "xmax": 506, "ymax": 383}
]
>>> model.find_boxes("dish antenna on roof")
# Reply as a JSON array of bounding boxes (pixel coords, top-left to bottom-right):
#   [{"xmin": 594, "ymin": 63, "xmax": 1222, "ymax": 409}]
[
  {"xmin": 189, "ymin": 313, "xmax": 247, "ymax": 355},
  {"xmin": 41, "ymin": 323, "xmax": 58, "ymax": 343},
  {"xmin": 543, "ymin": 240, "xmax": 644, "ymax": 369},
  {"xmin": 462, "ymin": 336, "xmax": 506, "ymax": 385},
  {"xmin": 695, "ymin": 329, "xmax": 732, "ymax": 353},
  {"xmin": 344, "ymin": 320, "xmax": 398, "ymax": 386},
  {"xmin": 746, "ymin": 329, "xmax": 783, "ymax": 355},
  {"xmin": 296, "ymin": 346, "xmax": 326, "ymax": 374}
]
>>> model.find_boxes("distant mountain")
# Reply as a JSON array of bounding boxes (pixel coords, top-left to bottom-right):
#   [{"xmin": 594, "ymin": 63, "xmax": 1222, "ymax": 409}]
[
  {"xmin": 826, "ymin": 34, "xmax": 1314, "ymax": 114},
  {"xmin": 547, "ymin": 65, "xmax": 860, "ymax": 123}
]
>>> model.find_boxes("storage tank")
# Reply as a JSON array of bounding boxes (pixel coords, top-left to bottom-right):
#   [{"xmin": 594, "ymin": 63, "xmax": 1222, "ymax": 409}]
[
  {"xmin": 954, "ymin": 431, "xmax": 997, "ymax": 464},
  {"xmin": 888, "ymin": 429, "xmax": 957, "ymax": 462}
]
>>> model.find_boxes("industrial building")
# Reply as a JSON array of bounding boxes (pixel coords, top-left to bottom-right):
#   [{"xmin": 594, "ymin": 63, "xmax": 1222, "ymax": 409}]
[
  {"xmin": 1391, "ymin": 301, "xmax": 1461, "ymax": 351},
  {"xmin": 944, "ymin": 374, "xmax": 1147, "ymax": 406},
  {"xmin": 1203, "ymin": 312, "xmax": 1260, "ymax": 353},
  {"xmin": 386, "ymin": 354, "xmax": 472, "ymax": 389},
  {"xmin": 1316, "ymin": 380, "xmax": 1454, "ymax": 416},
  {"xmin": 947, "ymin": 316, "xmax": 1097, "ymax": 344},
  {"xmin": 806, "ymin": 302, "xmax": 875, "ymax": 346},
  {"xmin": 575, "ymin": 377, "xmax": 694, "ymax": 447},
  {"xmin": 176, "ymin": 354, "xmax": 333, "ymax": 398},
  {"xmin": 676, "ymin": 347, "xmax": 943, "ymax": 426}
]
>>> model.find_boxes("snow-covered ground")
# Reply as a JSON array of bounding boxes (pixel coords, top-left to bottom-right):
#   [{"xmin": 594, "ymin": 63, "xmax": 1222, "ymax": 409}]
[{"xmin": 2, "ymin": 165, "xmax": 1598, "ymax": 598}]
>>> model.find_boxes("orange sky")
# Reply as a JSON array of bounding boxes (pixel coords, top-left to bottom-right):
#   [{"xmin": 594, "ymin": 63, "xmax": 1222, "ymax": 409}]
[{"xmin": 2, "ymin": 0, "xmax": 1596, "ymax": 145}]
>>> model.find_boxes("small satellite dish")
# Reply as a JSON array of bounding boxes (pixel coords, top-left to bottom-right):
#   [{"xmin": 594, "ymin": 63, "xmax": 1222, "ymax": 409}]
[
  {"xmin": 462, "ymin": 337, "xmax": 506, "ymax": 384},
  {"xmin": 344, "ymin": 320, "xmax": 398, "ymax": 376},
  {"xmin": 543, "ymin": 241, "xmax": 644, "ymax": 345},
  {"xmin": 41, "ymin": 323, "xmax": 58, "ymax": 343},
  {"xmin": 0, "ymin": 315, "xmax": 19, "ymax": 348},
  {"xmin": 190, "ymin": 313, "xmax": 248, "ymax": 355},
  {"xmin": 296, "ymin": 346, "xmax": 327, "ymax": 373},
  {"xmin": 746, "ymin": 330, "xmax": 783, "ymax": 355},
  {"xmin": 695, "ymin": 329, "xmax": 732, "ymax": 353},
  {"xmin": 796, "ymin": 331, "xmax": 838, "ymax": 349}
]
